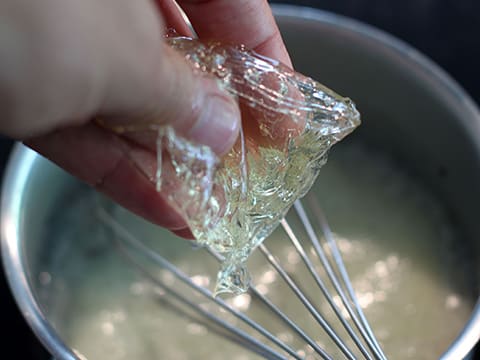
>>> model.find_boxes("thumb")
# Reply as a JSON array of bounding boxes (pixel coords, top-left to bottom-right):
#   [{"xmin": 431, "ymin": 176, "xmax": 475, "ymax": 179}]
[{"xmin": 100, "ymin": 37, "xmax": 241, "ymax": 156}]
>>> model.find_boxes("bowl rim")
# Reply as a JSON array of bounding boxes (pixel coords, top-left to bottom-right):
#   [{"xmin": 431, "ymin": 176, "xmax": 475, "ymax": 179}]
[
  {"xmin": 2, "ymin": 5, "xmax": 480, "ymax": 360},
  {"xmin": 1, "ymin": 145, "xmax": 77, "ymax": 360}
]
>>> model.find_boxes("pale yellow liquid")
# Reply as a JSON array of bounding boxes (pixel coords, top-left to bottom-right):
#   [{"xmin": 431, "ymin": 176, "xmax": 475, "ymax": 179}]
[{"xmin": 39, "ymin": 142, "xmax": 475, "ymax": 360}]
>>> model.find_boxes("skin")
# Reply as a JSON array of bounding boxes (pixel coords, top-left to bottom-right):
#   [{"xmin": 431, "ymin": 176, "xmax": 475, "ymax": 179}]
[{"xmin": 0, "ymin": 0, "xmax": 292, "ymax": 237}]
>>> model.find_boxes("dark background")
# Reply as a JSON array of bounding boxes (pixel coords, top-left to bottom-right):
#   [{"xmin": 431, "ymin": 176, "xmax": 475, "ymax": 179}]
[{"xmin": 1, "ymin": 0, "xmax": 479, "ymax": 358}]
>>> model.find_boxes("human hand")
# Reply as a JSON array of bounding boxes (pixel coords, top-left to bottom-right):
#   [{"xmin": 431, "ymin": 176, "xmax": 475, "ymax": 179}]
[{"xmin": 0, "ymin": 0, "xmax": 291, "ymax": 237}]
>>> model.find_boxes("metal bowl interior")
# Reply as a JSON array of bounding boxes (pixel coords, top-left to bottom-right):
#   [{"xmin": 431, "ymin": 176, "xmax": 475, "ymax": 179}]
[{"xmin": 3, "ymin": 5, "xmax": 480, "ymax": 360}]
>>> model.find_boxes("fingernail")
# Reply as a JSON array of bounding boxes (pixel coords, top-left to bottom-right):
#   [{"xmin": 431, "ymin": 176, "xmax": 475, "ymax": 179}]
[{"xmin": 189, "ymin": 93, "xmax": 241, "ymax": 155}]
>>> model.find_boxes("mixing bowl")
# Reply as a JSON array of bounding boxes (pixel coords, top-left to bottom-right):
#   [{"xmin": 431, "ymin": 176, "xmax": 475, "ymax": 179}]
[{"xmin": 3, "ymin": 5, "xmax": 480, "ymax": 359}]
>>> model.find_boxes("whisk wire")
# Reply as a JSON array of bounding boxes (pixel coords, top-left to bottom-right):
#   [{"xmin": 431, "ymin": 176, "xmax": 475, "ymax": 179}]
[
  {"xmin": 279, "ymin": 218, "xmax": 374, "ymax": 360},
  {"xmin": 206, "ymin": 248, "xmax": 333, "ymax": 359},
  {"xmin": 258, "ymin": 243, "xmax": 356, "ymax": 360},
  {"xmin": 249, "ymin": 285, "xmax": 333, "ymax": 360},
  {"xmin": 125, "ymin": 245, "xmax": 283, "ymax": 359},
  {"xmin": 98, "ymin": 208, "xmax": 298, "ymax": 360},
  {"xmin": 97, "ymin": 196, "xmax": 387, "ymax": 359},
  {"xmin": 303, "ymin": 199, "xmax": 387, "ymax": 360}
]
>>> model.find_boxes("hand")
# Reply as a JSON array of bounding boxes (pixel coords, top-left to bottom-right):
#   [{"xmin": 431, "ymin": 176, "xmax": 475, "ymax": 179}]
[{"xmin": 0, "ymin": 0, "xmax": 291, "ymax": 237}]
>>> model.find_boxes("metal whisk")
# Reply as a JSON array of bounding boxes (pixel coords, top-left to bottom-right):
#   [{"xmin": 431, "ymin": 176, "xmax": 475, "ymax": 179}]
[{"xmin": 98, "ymin": 195, "xmax": 387, "ymax": 360}]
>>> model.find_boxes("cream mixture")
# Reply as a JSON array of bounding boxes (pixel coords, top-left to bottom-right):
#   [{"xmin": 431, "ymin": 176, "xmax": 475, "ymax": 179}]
[{"xmin": 39, "ymin": 142, "xmax": 475, "ymax": 360}]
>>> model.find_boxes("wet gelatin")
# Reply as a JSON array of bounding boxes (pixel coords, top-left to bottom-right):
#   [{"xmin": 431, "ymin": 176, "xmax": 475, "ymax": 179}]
[{"xmin": 125, "ymin": 37, "xmax": 360, "ymax": 295}]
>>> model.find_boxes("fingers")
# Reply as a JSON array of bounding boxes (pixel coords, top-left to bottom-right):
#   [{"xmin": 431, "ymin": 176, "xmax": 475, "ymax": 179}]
[
  {"xmin": 166, "ymin": 0, "xmax": 300, "ymax": 146},
  {"xmin": 88, "ymin": 1, "xmax": 242, "ymax": 156},
  {"xmin": 102, "ymin": 48, "xmax": 241, "ymax": 155},
  {"xmin": 3, "ymin": 0, "xmax": 295, "ymax": 241},
  {"xmin": 154, "ymin": 0, "xmax": 194, "ymax": 36},
  {"xmin": 1, "ymin": 0, "xmax": 244, "ymax": 239},
  {"xmin": 1, "ymin": 0, "xmax": 241, "ymax": 156},
  {"xmin": 26, "ymin": 124, "xmax": 189, "ymax": 232},
  {"xmin": 176, "ymin": 0, "xmax": 292, "ymax": 67},
  {"xmin": 172, "ymin": 227, "xmax": 195, "ymax": 239}
]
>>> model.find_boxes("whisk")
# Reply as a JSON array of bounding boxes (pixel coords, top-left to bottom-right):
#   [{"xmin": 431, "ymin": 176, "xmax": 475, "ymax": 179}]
[{"xmin": 97, "ymin": 194, "xmax": 388, "ymax": 360}]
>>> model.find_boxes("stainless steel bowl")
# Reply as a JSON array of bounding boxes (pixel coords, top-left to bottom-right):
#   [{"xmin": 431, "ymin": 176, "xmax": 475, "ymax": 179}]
[{"xmin": 3, "ymin": 5, "xmax": 480, "ymax": 359}]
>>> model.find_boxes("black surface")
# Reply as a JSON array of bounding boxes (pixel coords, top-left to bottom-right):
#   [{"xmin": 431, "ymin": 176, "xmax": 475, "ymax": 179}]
[{"xmin": 1, "ymin": 1, "xmax": 480, "ymax": 358}]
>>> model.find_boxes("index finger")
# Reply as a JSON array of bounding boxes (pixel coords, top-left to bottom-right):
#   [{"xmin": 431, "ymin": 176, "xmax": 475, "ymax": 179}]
[{"xmin": 171, "ymin": 0, "xmax": 292, "ymax": 67}]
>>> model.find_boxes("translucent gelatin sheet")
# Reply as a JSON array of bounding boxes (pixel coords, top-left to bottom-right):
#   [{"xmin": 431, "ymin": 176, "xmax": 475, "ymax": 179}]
[{"xmin": 110, "ymin": 36, "xmax": 360, "ymax": 295}]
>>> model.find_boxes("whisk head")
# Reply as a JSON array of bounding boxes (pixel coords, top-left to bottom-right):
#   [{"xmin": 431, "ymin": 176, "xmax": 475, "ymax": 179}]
[{"xmin": 98, "ymin": 194, "xmax": 387, "ymax": 360}]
